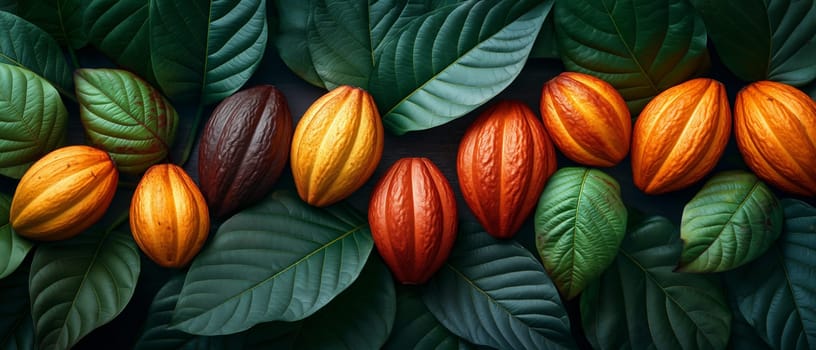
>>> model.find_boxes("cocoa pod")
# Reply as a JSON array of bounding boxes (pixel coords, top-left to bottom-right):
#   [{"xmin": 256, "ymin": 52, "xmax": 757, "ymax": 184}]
[
  {"xmin": 369, "ymin": 157, "xmax": 458, "ymax": 284},
  {"xmin": 290, "ymin": 85, "xmax": 384, "ymax": 207},
  {"xmin": 130, "ymin": 164, "xmax": 210, "ymax": 268},
  {"xmin": 10, "ymin": 145, "xmax": 118, "ymax": 241},
  {"xmin": 198, "ymin": 85, "xmax": 293, "ymax": 218},
  {"xmin": 735, "ymin": 81, "xmax": 816, "ymax": 196},
  {"xmin": 631, "ymin": 78, "xmax": 731, "ymax": 194},
  {"xmin": 540, "ymin": 72, "xmax": 631, "ymax": 167},
  {"xmin": 457, "ymin": 100, "xmax": 557, "ymax": 239}
]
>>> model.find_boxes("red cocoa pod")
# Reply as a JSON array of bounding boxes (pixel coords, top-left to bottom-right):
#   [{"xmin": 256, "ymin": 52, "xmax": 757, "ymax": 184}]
[
  {"xmin": 198, "ymin": 85, "xmax": 293, "ymax": 218},
  {"xmin": 457, "ymin": 100, "xmax": 557, "ymax": 239},
  {"xmin": 368, "ymin": 157, "xmax": 458, "ymax": 284}
]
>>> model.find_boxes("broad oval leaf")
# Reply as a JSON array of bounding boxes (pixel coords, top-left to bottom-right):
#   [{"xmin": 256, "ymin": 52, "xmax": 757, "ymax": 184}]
[
  {"xmin": 724, "ymin": 199, "xmax": 816, "ymax": 349},
  {"xmin": 0, "ymin": 63, "xmax": 67, "ymax": 179},
  {"xmin": 679, "ymin": 171, "xmax": 783, "ymax": 273},
  {"xmin": 533, "ymin": 167, "xmax": 627, "ymax": 300},
  {"xmin": 0, "ymin": 192, "xmax": 32, "ymax": 279},
  {"xmin": 75, "ymin": 68, "xmax": 179, "ymax": 174},
  {"xmin": 149, "ymin": 0, "xmax": 267, "ymax": 104},
  {"xmin": 580, "ymin": 215, "xmax": 732, "ymax": 350},
  {"xmin": 85, "ymin": 0, "xmax": 156, "ymax": 84},
  {"xmin": 0, "ymin": 11, "xmax": 74, "ymax": 97},
  {"xmin": 171, "ymin": 190, "xmax": 374, "ymax": 336},
  {"xmin": 689, "ymin": 0, "xmax": 816, "ymax": 85},
  {"xmin": 29, "ymin": 230, "xmax": 141, "ymax": 350},
  {"xmin": 384, "ymin": 287, "xmax": 473, "ymax": 350},
  {"xmin": 554, "ymin": 0, "xmax": 709, "ymax": 113},
  {"xmin": 16, "ymin": 0, "xmax": 87, "ymax": 49},
  {"xmin": 423, "ymin": 222, "xmax": 574, "ymax": 350},
  {"xmin": 0, "ymin": 265, "xmax": 34, "ymax": 350}
]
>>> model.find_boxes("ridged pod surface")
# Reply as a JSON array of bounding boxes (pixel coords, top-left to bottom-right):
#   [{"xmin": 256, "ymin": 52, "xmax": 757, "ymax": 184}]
[
  {"xmin": 540, "ymin": 72, "xmax": 631, "ymax": 167},
  {"xmin": 457, "ymin": 100, "xmax": 556, "ymax": 239},
  {"xmin": 369, "ymin": 158, "xmax": 458, "ymax": 284},
  {"xmin": 290, "ymin": 85, "xmax": 384, "ymax": 207},
  {"xmin": 734, "ymin": 81, "xmax": 816, "ymax": 196},
  {"xmin": 130, "ymin": 164, "xmax": 210, "ymax": 268},
  {"xmin": 631, "ymin": 78, "xmax": 731, "ymax": 194},
  {"xmin": 198, "ymin": 85, "xmax": 293, "ymax": 218},
  {"xmin": 10, "ymin": 145, "xmax": 118, "ymax": 241}
]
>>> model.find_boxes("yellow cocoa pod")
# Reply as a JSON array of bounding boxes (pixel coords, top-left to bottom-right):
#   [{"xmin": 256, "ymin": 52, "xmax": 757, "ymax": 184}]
[
  {"xmin": 10, "ymin": 145, "xmax": 118, "ymax": 241},
  {"xmin": 130, "ymin": 164, "xmax": 210, "ymax": 268},
  {"xmin": 540, "ymin": 72, "xmax": 631, "ymax": 167},
  {"xmin": 290, "ymin": 85, "xmax": 384, "ymax": 207},
  {"xmin": 631, "ymin": 78, "xmax": 731, "ymax": 194},
  {"xmin": 735, "ymin": 81, "xmax": 816, "ymax": 196}
]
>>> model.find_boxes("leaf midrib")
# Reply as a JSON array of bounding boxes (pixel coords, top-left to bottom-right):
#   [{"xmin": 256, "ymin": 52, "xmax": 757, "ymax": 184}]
[{"xmin": 599, "ymin": 0, "xmax": 658, "ymax": 93}]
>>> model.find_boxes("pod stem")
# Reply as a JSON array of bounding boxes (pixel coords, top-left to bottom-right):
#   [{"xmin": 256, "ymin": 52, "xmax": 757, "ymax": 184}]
[{"xmin": 178, "ymin": 103, "xmax": 206, "ymax": 167}]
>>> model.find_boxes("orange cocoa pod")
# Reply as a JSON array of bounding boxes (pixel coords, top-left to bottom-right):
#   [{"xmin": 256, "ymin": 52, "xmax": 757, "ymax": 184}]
[
  {"xmin": 540, "ymin": 72, "xmax": 631, "ymax": 167},
  {"xmin": 369, "ymin": 157, "xmax": 457, "ymax": 284},
  {"xmin": 457, "ymin": 100, "xmax": 557, "ymax": 239},
  {"xmin": 10, "ymin": 145, "xmax": 118, "ymax": 241},
  {"xmin": 734, "ymin": 81, "xmax": 816, "ymax": 196},
  {"xmin": 290, "ymin": 85, "xmax": 384, "ymax": 207},
  {"xmin": 631, "ymin": 78, "xmax": 731, "ymax": 194},
  {"xmin": 130, "ymin": 164, "xmax": 210, "ymax": 268}
]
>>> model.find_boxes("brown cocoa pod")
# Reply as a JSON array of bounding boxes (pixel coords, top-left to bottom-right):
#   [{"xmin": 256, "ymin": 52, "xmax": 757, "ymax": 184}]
[{"xmin": 198, "ymin": 85, "xmax": 293, "ymax": 218}]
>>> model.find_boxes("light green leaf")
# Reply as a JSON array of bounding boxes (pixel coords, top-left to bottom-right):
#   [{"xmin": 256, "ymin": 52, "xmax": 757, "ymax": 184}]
[
  {"xmin": 679, "ymin": 171, "xmax": 783, "ymax": 273},
  {"xmin": 0, "ymin": 11, "xmax": 74, "ymax": 97},
  {"xmin": 533, "ymin": 167, "xmax": 627, "ymax": 300},
  {"xmin": 29, "ymin": 230, "xmax": 141, "ymax": 350},
  {"xmin": 423, "ymin": 222, "xmax": 574, "ymax": 350},
  {"xmin": 75, "ymin": 68, "xmax": 178, "ymax": 174},
  {"xmin": 149, "ymin": 0, "xmax": 267, "ymax": 104},
  {"xmin": 171, "ymin": 190, "xmax": 374, "ymax": 336},
  {"xmin": 0, "ymin": 265, "xmax": 34, "ymax": 350},
  {"xmin": 580, "ymin": 215, "xmax": 732, "ymax": 350},
  {"xmin": 0, "ymin": 192, "xmax": 32, "ymax": 279},
  {"xmin": 384, "ymin": 287, "xmax": 473, "ymax": 350},
  {"xmin": 0, "ymin": 63, "xmax": 67, "ymax": 179},
  {"xmin": 724, "ymin": 199, "xmax": 816, "ymax": 349},
  {"xmin": 555, "ymin": 0, "xmax": 709, "ymax": 113},
  {"xmin": 85, "ymin": 0, "xmax": 156, "ymax": 84},
  {"xmin": 16, "ymin": 0, "xmax": 87, "ymax": 49}
]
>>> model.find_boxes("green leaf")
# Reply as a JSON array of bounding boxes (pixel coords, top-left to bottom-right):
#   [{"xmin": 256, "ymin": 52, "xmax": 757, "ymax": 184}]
[
  {"xmin": 85, "ymin": 0, "xmax": 156, "ymax": 84},
  {"xmin": 0, "ymin": 11, "xmax": 74, "ymax": 97},
  {"xmin": 679, "ymin": 171, "xmax": 784, "ymax": 273},
  {"xmin": 580, "ymin": 215, "xmax": 732, "ymax": 350},
  {"xmin": 724, "ymin": 199, "xmax": 816, "ymax": 349},
  {"xmin": 29, "ymin": 230, "xmax": 140, "ymax": 350},
  {"xmin": 0, "ymin": 1, "xmax": 16, "ymax": 13},
  {"xmin": 423, "ymin": 222, "xmax": 574, "ymax": 350},
  {"xmin": 171, "ymin": 190, "xmax": 374, "ymax": 336},
  {"xmin": 274, "ymin": 0, "xmax": 322, "ymax": 88},
  {"xmin": 75, "ymin": 68, "xmax": 179, "ymax": 174},
  {"xmin": 384, "ymin": 286, "xmax": 472, "ymax": 350},
  {"xmin": 0, "ymin": 192, "xmax": 32, "ymax": 279},
  {"xmin": 0, "ymin": 265, "xmax": 34, "ymax": 350},
  {"xmin": 554, "ymin": 0, "xmax": 709, "ymax": 113},
  {"xmin": 292, "ymin": 256, "xmax": 395, "ymax": 349},
  {"xmin": 0, "ymin": 63, "xmax": 67, "ymax": 179},
  {"xmin": 533, "ymin": 167, "xmax": 627, "ymax": 300},
  {"xmin": 689, "ymin": 0, "xmax": 816, "ymax": 85},
  {"xmin": 149, "ymin": 0, "xmax": 268, "ymax": 104},
  {"xmin": 16, "ymin": 0, "xmax": 87, "ymax": 49},
  {"xmin": 729, "ymin": 304, "xmax": 772, "ymax": 350},
  {"xmin": 530, "ymin": 15, "xmax": 559, "ymax": 59}
]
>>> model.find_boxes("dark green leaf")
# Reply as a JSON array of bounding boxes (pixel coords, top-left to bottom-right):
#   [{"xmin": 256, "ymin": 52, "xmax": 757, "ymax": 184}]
[
  {"xmin": 679, "ymin": 171, "xmax": 783, "ymax": 273},
  {"xmin": 555, "ymin": 0, "xmax": 709, "ymax": 113},
  {"xmin": 0, "ymin": 264, "xmax": 34, "ymax": 350},
  {"xmin": 533, "ymin": 167, "xmax": 627, "ymax": 300},
  {"xmin": 0, "ymin": 1, "xmax": 16, "ymax": 13},
  {"xmin": 274, "ymin": 0, "xmax": 322, "ymax": 88},
  {"xmin": 580, "ymin": 215, "xmax": 732, "ymax": 350},
  {"xmin": 0, "ymin": 63, "xmax": 67, "ymax": 179},
  {"xmin": 724, "ymin": 199, "xmax": 816, "ymax": 349},
  {"xmin": 16, "ymin": 0, "xmax": 87, "ymax": 49},
  {"xmin": 384, "ymin": 286, "xmax": 472, "ymax": 350},
  {"xmin": 0, "ymin": 11, "xmax": 74, "ymax": 97},
  {"xmin": 0, "ymin": 192, "xmax": 32, "ymax": 279},
  {"xmin": 728, "ymin": 291, "xmax": 772, "ymax": 350},
  {"xmin": 293, "ymin": 256, "xmax": 395, "ymax": 349},
  {"xmin": 75, "ymin": 68, "xmax": 179, "ymax": 174},
  {"xmin": 689, "ymin": 0, "xmax": 816, "ymax": 85},
  {"xmin": 85, "ymin": 0, "xmax": 156, "ymax": 84},
  {"xmin": 29, "ymin": 230, "xmax": 140, "ymax": 350},
  {"xmin": 530, "ymin": 15, "xmax": 559, "ymax": 59},
  {"xmin": 149, "ymin": 0, "xmax": 267, "ymax": 104},
  {"xmin": 423, "ymin": 222, "xmax": 574, "ymax": 350},
  {"xmin": 171, "ymin": 190, "xmax": 374, "ymax": 336}
]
